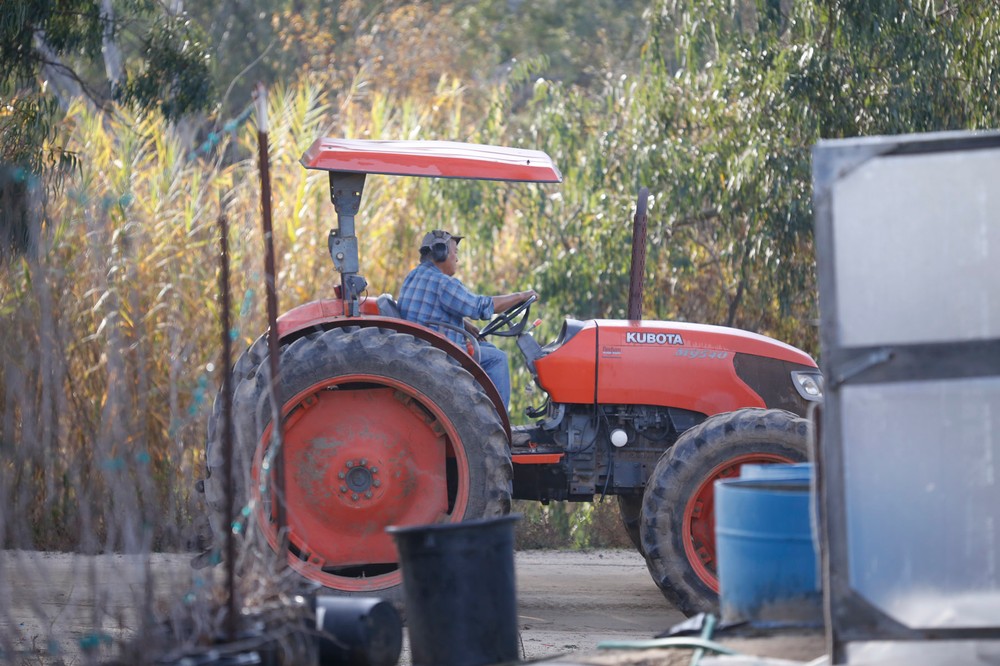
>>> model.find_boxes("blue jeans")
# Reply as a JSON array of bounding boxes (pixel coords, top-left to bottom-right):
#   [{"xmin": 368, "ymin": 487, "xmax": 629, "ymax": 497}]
[{"xmin": 479, "ymin": 341, "xmax": 511, "ymax": 410}]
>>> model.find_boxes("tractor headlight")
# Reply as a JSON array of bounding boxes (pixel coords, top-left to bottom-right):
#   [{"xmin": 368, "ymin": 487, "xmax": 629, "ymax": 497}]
[{"xmin": 791, "ymin": 371, "xmax": 824, "ymax": 402}]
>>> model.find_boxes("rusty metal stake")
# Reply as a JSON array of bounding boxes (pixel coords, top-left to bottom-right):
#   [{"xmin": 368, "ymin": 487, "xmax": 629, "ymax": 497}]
[
  {"xmin": 254, "ymin": 83, "xmax": 287, "ymax": 550},
  {"xmin": 216, "ymin": 205, "xmax": 237, "ymax": 641}
]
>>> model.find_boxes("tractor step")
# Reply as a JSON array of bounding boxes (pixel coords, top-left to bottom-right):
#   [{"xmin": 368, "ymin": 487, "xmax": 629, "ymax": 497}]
[{"xmin": 511, "ymin": 427, "xmax": 564, "ymax": 465}]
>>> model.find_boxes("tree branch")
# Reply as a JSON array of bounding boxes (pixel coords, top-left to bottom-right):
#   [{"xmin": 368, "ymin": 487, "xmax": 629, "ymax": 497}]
[
  {"xmin": 100, "ymin": 0, "xmax": 124, "ymax": 89},
  {"xmin": 32, "ymin": 32, "xmax": 102, "ymax": 111}
]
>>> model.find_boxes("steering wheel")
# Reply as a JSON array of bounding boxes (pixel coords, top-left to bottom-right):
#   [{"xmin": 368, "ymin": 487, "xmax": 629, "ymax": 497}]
[{"xmin": 479, "ymin": 294, "xmax": 537, "ymax": 338}]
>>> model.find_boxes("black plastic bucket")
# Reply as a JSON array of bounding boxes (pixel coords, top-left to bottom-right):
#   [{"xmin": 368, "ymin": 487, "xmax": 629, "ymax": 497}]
[
  {"xmin": 314, "ymin": 596, "xmax": 403, "ymax": 666},
  {"xmin": 387, "ymin": 514, "xmax": 520, "ymax": 666}
]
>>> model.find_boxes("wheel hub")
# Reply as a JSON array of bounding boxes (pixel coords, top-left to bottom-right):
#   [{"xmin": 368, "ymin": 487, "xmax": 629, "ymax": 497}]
[{"xmin": 342, "ymin": 460, "xmax": 379, "ymax": 500}]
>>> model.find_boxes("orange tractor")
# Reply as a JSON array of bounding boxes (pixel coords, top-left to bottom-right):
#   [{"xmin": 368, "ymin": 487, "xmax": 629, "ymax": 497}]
[{"xmin": 202, "ymin": 139, "xmax": 822, "ymax": 616}]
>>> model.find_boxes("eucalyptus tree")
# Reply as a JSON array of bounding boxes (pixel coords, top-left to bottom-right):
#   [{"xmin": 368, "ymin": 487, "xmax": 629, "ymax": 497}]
[
  {"xmin": 0, "ymin": 1, "xmax": 212, "ymax": 166},
  {"xmin": 1, "ymin": 0, "xmax": 214, "ymax": 260},
  {"xmin": 633, "ymin": 0, "xmax": 1000, "ymax": 354}
]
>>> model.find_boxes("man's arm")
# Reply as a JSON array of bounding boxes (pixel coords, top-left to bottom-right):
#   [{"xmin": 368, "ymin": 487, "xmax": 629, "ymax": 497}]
[{"xmin": 492, "ymin": 290, "xmax": 538, "ymax": 313}]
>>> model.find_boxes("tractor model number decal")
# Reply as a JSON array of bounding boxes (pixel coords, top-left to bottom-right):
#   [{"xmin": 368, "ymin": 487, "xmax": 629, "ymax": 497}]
[
  {"xmin": 675, "ymin": 349, "xmax": 729, "ymax": 360},
  {"xmin": 625, "ymin": 331, "xmax": 685, "ymax": 346}
]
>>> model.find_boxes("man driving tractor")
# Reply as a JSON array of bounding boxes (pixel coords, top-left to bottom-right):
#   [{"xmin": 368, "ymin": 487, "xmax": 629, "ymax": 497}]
[{"xmin": 397, "ymin": 229, "xmax": 537, "ymax": 409}]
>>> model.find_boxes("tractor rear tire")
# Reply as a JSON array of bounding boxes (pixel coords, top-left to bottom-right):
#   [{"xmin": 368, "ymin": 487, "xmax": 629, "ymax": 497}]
[
  {"xmin": 204, "ymin": 333, "xmax": 269, "ymax": 526},
  {"xmin": 204, "ymin": 326, "xmax": 512, "ymax": 600},
  {"xmin": 640, "ymin": 408, "xmax": 810, "ymax": 616},
  {"xmin": 617, "ymin": 495, "xmax": 644, "ymax": 555}
]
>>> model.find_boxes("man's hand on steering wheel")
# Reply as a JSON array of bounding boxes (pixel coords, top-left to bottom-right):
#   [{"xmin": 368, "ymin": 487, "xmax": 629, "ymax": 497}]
[{"xmin": 480, "ymin": 291, "xmax": 538, "ymax": 338}]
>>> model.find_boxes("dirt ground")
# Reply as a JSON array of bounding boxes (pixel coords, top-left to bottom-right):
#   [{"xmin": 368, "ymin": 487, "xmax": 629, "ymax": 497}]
[
  {"xmin": 513, "ymin": 549, "xmax": 684, "ymax": 660},
  {"xmin": 0, "ymin": 548, "xmax": 826, "ymax": 665},
  {"xmin": 483, "ymin": 549, "xmax": 825, "ymax": 666}
]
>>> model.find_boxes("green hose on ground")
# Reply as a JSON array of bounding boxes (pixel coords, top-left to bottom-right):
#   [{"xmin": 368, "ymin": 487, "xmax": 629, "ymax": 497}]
[
  {"xmin": 596, "ymin": 636, "xmax": 737, "ymax": 655},
  {"xmin": 597, "ymin": 613, "xmax": 733, "ymax": 666}
]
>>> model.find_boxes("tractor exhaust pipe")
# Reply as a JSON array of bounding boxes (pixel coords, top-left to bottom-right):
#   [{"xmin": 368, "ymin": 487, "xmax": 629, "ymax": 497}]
[{"xmin": 628, "ymin": 187, "xmax": 649, "ymax": 321}]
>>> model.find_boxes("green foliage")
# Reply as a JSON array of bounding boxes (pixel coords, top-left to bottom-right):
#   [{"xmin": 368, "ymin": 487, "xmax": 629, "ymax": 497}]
[
  {"xmin": 0, "ymin": 0, "xmax": 104, "ymax": 87},
  {"xmin": 457, "ymin": 0, "xmax": 650, "ymax": 85},
  {"xmin": 192, "ymin": 0, "xmax": 652, "ymax": 119},
  {"xmin": 116, "ymin": 13, "xmax": 214, "ymax": 120},
  {"xmin": 621, "ymin": 0, "xmax": 1000, "ymax": 355},
  {"xmin": 1, "ymin": 1, "xmax": 215, "ymax": 109},
  {"xmin": 185, "ymin": 0, "xmax": 284, "ymax": 111},
  {"xmin": 0, "ymin": 1, "xmax": 214, "ymax": 216},
  {"xmin": 0, "ymin": 93, "xmax": 78, "ymax": 176},
  {"xmin": 513, "ymin": 500, "xmax": 632, "ymax": 550}
]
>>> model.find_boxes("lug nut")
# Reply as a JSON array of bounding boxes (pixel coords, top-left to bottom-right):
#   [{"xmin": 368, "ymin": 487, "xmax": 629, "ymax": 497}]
[
  {"xmin": 338, "ymin": 472, "xmax": 345, "ymax": 479},
  {"xmin": 360, "ymin": 458, "xmax": 368, "ymax": 466},
  {"xmin": 371, "ymin": 467, "xmax": 378, "ymax": 474},
  {"xmin": 365, "ymin": 491, "xmax": 373, "ymax": 499},
  {"xmin": 351, "ymin": 493, "xmax": 359, "ymax": 501},
  {"xmin": 373, "ymin": 480, "xmax": 381, "ymax": 488},
  {"xmin": 340, "ymin": 486, "xmax": 348, "ymax": 493},
  {"xmin": 345, "ymin": 460, "xmax": 354, "ymax": 468}
]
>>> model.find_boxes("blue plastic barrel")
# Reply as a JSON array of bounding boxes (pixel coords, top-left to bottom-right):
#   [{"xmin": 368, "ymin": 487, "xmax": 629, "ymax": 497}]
[{"xmin": 714, "ymin": 475, "xmax": 822, "ymax": 626}]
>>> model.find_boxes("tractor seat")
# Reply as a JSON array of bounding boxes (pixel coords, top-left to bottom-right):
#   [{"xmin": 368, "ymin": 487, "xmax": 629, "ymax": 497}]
[{"xmin": 376, "ymin": 293, "xmax": 403, "ymax": 318}]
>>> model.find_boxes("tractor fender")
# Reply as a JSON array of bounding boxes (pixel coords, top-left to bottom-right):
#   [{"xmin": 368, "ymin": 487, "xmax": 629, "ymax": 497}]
[{"xmin": 273, "ymin": 298, "xmax": 511, "ymax": 437}]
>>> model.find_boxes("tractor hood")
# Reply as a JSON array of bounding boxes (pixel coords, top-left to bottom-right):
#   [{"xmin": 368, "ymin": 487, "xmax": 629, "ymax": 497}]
[{"xmin": 533, "ymin": 319, "xmax": 818, "ymax": 416}]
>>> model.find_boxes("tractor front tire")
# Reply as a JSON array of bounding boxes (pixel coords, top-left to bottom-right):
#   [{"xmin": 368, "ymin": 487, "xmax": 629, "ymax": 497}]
[
  {"xmin": 640, "ymin": 408, "xmax": 810, "ymax": 616},
  {"xmin": 205, "ymin": 326, "xmax": 512, "ymax": 600}
]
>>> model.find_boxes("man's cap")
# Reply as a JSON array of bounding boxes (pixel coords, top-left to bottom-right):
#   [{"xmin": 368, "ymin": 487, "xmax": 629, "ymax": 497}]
[{"xmin": 419, "ymin": 229, "xmax": 464, "ymax": 251}]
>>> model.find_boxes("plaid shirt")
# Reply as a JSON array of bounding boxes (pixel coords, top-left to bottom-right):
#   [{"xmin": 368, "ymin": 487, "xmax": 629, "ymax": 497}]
[{"xmin": 398, "ymin": 261, "xmax": 494, "ymax": 345}]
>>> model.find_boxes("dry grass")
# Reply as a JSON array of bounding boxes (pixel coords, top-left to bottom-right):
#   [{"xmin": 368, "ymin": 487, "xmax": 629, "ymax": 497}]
[{"xmin": 0, "ymin": 76, "xmax": 492, "ymax": 553}]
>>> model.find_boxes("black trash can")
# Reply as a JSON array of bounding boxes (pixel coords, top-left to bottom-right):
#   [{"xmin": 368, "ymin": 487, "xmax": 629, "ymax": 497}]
[{"xmin": 387, "ymin": 515, "xmax": 521, "ymax": 666}]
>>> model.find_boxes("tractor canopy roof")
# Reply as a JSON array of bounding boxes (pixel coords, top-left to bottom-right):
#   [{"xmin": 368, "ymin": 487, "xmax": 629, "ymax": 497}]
[{"xmin": 300, "ymin": 138, "xmax": 562, "ymax": 183}]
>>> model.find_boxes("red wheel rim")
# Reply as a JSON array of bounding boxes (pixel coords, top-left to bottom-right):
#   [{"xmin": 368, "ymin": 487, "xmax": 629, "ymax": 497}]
[
  {"xmin": 682, "ymin": 453, "xmax": 796, "ymax": 592},
  {"xmin": 250, "ymin": 373, "xmax": 470, "ymax": 592}
]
